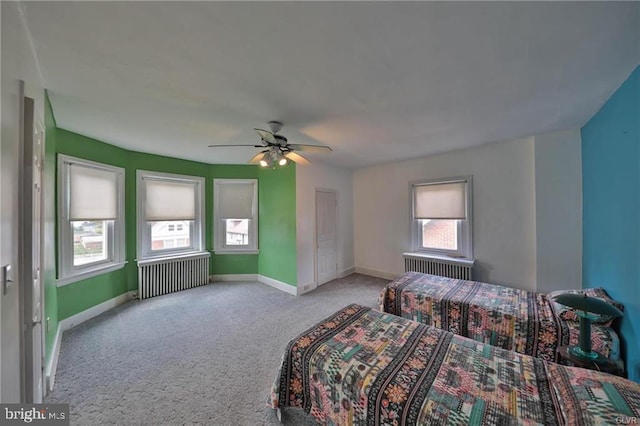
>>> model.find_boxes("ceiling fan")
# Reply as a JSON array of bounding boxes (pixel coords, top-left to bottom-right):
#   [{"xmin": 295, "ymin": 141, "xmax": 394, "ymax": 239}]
[{"xmin": 208, "ymin": 121, "xmax": 332, "ymax": 167}]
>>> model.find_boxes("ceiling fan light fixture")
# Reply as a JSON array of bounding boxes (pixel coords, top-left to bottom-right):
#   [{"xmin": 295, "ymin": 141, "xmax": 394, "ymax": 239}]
[
  {"xmin": 259, "ymin": 157, "xmax": 272, "ymax": 168},
  {"xmin": 271, "ymin": 149, "xmax": 288, "ymax": 167},
  {"xmin": 210, "ymin": 121, "xmax": 330, "ymax": 167}
]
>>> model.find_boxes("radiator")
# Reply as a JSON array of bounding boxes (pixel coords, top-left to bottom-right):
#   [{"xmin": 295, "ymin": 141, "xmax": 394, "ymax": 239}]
[
  {"xmin": 137, "ymin": 253, "xmax": 210, "ymax": 300},
  {"xmin": 403, "ymin": 253, "xmax": 474, "ymax": 280}
]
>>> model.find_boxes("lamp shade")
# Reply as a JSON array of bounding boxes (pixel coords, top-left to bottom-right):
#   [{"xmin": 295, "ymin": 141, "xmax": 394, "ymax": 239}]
[{"xmin": 552, "ymin": 293, "xmax": 623, "ymax": 318}]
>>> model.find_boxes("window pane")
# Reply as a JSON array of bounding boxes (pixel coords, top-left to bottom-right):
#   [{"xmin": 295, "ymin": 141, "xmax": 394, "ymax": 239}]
[
  {"xmin": 420, "ymin": 219, "xmax": 458, "ymax": 250},
  {"xmin": 73, "ymin": 220, "xmax": 108, "ymax": 265},
  {"xmin": 150, "ymin": 220, "xmax": 192, "ymax": 250},
  {"xmin": 225, "ymin": 219, "xmax": 249, "ymax": 246}
]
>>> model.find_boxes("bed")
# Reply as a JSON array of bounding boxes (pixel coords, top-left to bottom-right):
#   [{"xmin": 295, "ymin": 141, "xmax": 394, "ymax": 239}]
[
  {"xmin": 378, "ymin": 272, "xmax": 623, "ymax": 367},
  {"xmin": 270, "ymin": 304, "xmax": 640, "ymax": 425}
]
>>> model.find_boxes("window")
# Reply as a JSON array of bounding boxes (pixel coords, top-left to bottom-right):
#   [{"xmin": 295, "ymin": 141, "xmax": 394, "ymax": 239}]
[
  {"xmin": 137, "ymin": 171, "xmax": 205, "ymax": 259},
  {"xmin": 57, "ymin": 155, "xmax": 125, "ymax": 285},
  {"xmin": 411, "ymin": 176, "xmax": 473, "ymax": 258},
  {"xmin": 213, "ymin": 179, "xmax": 258, "ymax": 253}
]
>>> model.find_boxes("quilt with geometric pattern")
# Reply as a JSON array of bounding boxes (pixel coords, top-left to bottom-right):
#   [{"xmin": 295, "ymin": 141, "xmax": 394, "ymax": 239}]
[
  {"xmin": 379, "ymin": 272, "xmax": 620, "ymax": 365},
  {"xmin": 270, "ymin": 304, "xmax": 640, "ymax": 425}
]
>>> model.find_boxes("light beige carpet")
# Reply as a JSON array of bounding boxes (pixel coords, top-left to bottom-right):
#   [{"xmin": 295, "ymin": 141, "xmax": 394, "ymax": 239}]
[{"xmin": 46, "ymin": 273, "xmax": 390, "ymax": 425}]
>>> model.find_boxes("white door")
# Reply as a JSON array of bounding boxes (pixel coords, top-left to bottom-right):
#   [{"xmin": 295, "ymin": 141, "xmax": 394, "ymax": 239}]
[
  {"xmin": 22, "ymin": 96, "xmax": 45, "ymax": 403},
  {"xmin": 315, "ymin": 190, "xmax": 337, "ymax": 285}
]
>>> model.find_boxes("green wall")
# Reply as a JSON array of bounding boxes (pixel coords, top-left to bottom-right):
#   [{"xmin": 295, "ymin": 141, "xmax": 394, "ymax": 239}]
[
  {"xmin": 210, "ymin": 165, "xmax": 259, "ymax": 274},
  {"xmin": 43, "ymin": 92, "xmax": 59, "ymax": 361},
  {"xmin": 258, "ymin": 165, "xmax": 297, "ymax": 285},
  {"xmin": 123, "ymin": 148, "xmax": 216, "ymax": 291},
  {"xmin": 51, "ymin": 128, "xmax": 297, "ymax": 325},
  {"xmin": 55, "ymin": 130, "xmax": 138, "ymax": 311},
  {"xmin": 57, "ymin": 269, "xmax": 129, "ymax": 319}
]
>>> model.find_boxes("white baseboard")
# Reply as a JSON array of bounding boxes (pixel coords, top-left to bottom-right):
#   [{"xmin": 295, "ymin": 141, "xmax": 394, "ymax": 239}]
[
  {"xmin": 297, "ymin": 281, "xmax": 317, "ymax": 295},
  {"xmin": 47, "ymin": 290, "xmax": 135, "ymax": 392},
  {"xmin": 354, "ymin": 267, "xmax": 399, "ymax": 281},
  {"xmin": 45, "ymin": 325, "xmax": 62, "ymax": 392},
  {"xmin": 258, "ymin": 274, "xmax": 297, "ymax": 296},
  {"xmin": 210, "ymin": 274, "xmax": 258, "ymax": 282},
  {"xmin": 59, "ymin": 290, "xmax": 136, "ymax": 332},
  {"xmin": 210, "ymin": 273, "xmax": 301, "ymax": 296},
  {"xmin": 338, "ymin": 267, "xmax": 355, "ymax": 278},
  {"xmin": 210, "ymin": 273, "xmax": 298, "ymax": 295}
]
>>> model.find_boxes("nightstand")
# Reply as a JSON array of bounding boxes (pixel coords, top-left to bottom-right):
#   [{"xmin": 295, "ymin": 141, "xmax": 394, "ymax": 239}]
[{"xmin": 558, "ymin": 346, "xmax": 625, "ymax": 377}]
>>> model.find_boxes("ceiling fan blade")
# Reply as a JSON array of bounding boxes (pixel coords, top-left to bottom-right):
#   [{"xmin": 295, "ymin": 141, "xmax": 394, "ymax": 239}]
[
  {"xmin": 288, "ymin": 144, "xmax": 333, "ymax": 153},
  {"xmin": 248, "ymin": 151, "xmax": 268, "ymax": 164},
  {"xmin": 284, "ymin": 151, "xmax": 311, "ymax": 165},
  {"xmin": 208, "ymin": 144, "xmax": 261, "ymax": 148},
  {"xmin": 254, "ymin": 128, "xmax": 277, "ymax": 145}
]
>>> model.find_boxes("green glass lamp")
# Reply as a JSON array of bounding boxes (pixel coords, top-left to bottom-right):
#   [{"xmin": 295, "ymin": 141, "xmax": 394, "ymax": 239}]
[{"xmin": 552, "ymin": 293, "xmax": 623, "ymax": 363}]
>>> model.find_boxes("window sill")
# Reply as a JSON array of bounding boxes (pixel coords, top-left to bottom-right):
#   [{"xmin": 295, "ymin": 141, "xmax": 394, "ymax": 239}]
[
  {"xmin": 136, "ymin": 251, "xmax": 210, "ymax": 266},
  {"xmin": 212, "ymin": 249, "xmax": 260, "ymax": 255},
  {"xmin": 57, "ymin": 261, "xmax": 128, "ymax": 287},
  {"xmin": 403, "ymin": 252, "xmax": 475, "ymax": 267}
]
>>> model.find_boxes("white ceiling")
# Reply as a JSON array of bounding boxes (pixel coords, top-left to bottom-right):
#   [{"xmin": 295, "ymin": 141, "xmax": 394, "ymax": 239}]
[{"xmin": 21, "ymin": 1, "xmax": 639, "ymax": 168}]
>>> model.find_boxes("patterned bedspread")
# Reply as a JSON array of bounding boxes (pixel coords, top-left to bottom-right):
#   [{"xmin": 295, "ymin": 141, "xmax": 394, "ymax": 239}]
[
  {"xmin": 379, "ymin": 272, "xmax": 619, "ymax": 364},
  {"xmin": 270, "ymin": 304, "xmax": 640, "ymax": 425}
]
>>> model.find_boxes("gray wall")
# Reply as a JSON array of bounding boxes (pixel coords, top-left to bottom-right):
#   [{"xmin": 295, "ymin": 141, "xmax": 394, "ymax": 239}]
[
  {"xmin": 534, "ymin": 129, "xmax": 583, "ymax": 292},
  {"xmin": 354, "ymin": 137, "xmax": 538, "ymax": 290},
  {"xmin": 354, "ymin": 130, "xmax": 584, "ymax": 292},
  {"xmin": 1, "ymin": 1, "xmax": 45, "ymax": 401}
]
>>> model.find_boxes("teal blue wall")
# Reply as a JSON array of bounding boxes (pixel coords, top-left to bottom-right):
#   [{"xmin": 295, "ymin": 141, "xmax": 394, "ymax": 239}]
[{"xmin": 581, "ymin": 65, "xmax": 640, "ymax": 382}]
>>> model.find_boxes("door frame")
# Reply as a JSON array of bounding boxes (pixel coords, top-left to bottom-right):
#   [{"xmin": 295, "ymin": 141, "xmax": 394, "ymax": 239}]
[
  {"xmin": 19, "ymin": 89, "xmax": 46, "ymax": 403},
  {"xmin": 314, "ymin": 188, "xmax": 338, "ymax": 286}
]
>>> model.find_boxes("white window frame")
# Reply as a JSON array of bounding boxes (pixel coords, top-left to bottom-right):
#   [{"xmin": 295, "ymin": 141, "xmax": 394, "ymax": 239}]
[
  {"xmin": 213, "ymin": 178, "xmax": 259, "ymax": 254},
  {"xmin": 137, "ymin": 170, "xmax": 205, "ymax": 260},
  {"xmin": 410, "ymin": 176, "xmax": 473, "ymax": 259},
  {"xmin": 57, "ymin": 155, "xmax": 126, "ymax": 286}
]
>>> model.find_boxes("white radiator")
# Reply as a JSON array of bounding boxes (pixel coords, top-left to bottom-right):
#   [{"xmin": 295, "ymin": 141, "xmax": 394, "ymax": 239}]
[
  {"xmin": 137, "ymin": 253, "xmax": 210, "ymax": 300},
  {"xmin": 403, "ymin": 253, "xmax": 474, "ymax": 280}
]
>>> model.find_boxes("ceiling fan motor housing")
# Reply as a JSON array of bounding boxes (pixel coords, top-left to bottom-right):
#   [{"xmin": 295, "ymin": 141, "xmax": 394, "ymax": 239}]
[
  {"xmin": 268, "ymin": 120, "xmax": 283, "ymax": 134},
  {"xmin": 273, "ymin": 134, "xmax": 288, "ymax": 145}
]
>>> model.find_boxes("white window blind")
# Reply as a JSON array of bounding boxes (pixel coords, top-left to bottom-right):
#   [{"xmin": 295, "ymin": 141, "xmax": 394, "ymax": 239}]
[
  {"xmin": 144, "ymin": 179, "xmax": 196, "ymax": 221},
  {"xmin": 414, "ymin": 181, "xmax": 467, "ymax": 220},
  {"xmin": 58, "ymin": 155, "xmax": 126, "ymax": 285},
  {"xmin": 218, "ymin": 181, "xmax": 255, "ymax": 219},
  {"xmin": 69, "ymin": 164, "xmax": 118, "ymax": 220}
]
